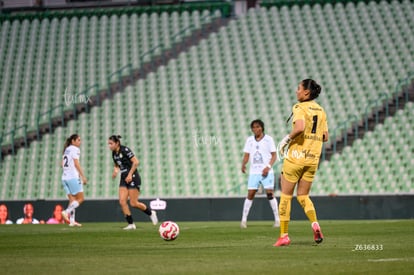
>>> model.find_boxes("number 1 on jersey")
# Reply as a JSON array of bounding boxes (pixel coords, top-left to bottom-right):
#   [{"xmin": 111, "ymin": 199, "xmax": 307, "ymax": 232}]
[{"xmin": 311, "ymin": 115, "xmax": 318, "ymax": 134}]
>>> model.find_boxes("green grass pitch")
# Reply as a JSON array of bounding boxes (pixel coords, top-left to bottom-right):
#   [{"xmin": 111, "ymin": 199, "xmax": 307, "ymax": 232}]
[{"xmin": 0, "ymin": 220, "xmax": 413, "ymax": 274}]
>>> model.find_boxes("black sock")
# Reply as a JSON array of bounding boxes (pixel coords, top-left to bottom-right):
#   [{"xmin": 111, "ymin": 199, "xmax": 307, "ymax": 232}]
[
  {"xmin": 143, "ymin": 207, "xmax": 151, "ymax": 216},
  {"xmin": 125, "ymin": 215, "xmax": 133, "ymax": 224}
]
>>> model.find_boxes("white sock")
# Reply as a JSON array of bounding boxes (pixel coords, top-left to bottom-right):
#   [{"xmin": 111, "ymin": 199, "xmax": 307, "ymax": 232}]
[
  {"xmin": 70, "ymin": 209, "xmax": 75, "ymax": 223},
  {"xmin": 269, "ymin": 197, "xmax": 280, "ymax": 221},
  {"xmin": 241, "ymin": 199, "xmax": 253, "ymax": 222},
  {"xmin": 269, "ymin": 197, "xmax": 279, "ymax": 221},
  {"xmin": 66, "ymin": 200, "xmax": 79, "ymax": 214}
]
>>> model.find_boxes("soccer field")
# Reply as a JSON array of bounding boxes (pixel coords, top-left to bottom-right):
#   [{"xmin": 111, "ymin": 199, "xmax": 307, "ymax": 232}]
[{"xmin": 0, "ymin": 220, "xmax": 413, "ymax": 274}]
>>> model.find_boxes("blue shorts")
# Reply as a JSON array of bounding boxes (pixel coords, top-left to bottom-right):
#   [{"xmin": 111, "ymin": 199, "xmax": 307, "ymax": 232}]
[
  {"xmin": 247, "ymin": 173, "xmax": 275, "ymax": 190},
  {"xmin": 62, "ymin": 178, "xmax": 83, "ymax": 195}
]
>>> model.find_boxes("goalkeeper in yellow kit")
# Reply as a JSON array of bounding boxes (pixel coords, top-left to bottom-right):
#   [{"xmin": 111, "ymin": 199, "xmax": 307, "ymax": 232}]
[{"xmin": 273, "ymin": 79, "xmax": 329, "ymax": 247}]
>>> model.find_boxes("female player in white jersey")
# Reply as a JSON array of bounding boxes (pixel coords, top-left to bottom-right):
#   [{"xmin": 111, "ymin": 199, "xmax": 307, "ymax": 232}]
[
  {"xmin": 240, "ymin": 119, "xmax": 280, "ymax": 228},
  {"xmin": 273, "ymin": 79, "xmax": 328, "ymax": 247},
  {"xmin": 61, "ymin": 134, "xmax": 87, "ymax": 226},
  {"xmin": 108, "ymin": 135, "xmax": 158, "ymax": 230}
]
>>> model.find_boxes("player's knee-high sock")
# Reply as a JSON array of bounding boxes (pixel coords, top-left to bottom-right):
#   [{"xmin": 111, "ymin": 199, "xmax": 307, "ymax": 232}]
[
  {"xmin": 279, "ymin": 193, "xmax": 292, "ymax": 237},
  {"xmin": 65, "ymin": 200, "xmax": 79, "ymax": 214},
  {"xmin": 125, "ymin": 215, "xmax": 133, "ymax": 224},
  {"xmin": 142, "ymin": 205, "xmax": 152, "ymax": 216},
  {"xmin": 70, "ymin": 209, "xmax": 75, "ymax": 224},
  {"xmin": 241, "ymin": 198, "xmax": 253, "ymax": 222},
  {"xmin": 297, "ymin": 195, "xmax": 317, "ymax": 224},
  {"xmin": 268, "ymin": 196, "xmax": 280, "ymax": 222}
]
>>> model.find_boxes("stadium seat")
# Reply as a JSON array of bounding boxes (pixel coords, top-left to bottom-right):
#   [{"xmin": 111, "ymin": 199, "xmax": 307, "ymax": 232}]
[{"xmin": 0, "ymin": 2, "xmax": 413, "ymax": 199}]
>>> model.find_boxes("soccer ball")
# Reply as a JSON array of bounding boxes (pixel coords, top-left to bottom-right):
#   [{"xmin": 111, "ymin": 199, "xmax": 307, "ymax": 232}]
[{"xmin": 159, "ymin": 221, "xmax": 180, "ymax": 241}]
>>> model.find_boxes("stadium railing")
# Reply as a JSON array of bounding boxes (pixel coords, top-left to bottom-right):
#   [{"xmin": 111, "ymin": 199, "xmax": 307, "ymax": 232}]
[
  {"xmin": 324, "ymin": 70, "xmax": 414, "ymax": 161},
  {"xmin": 0, "ymin": 1, "xmax": 232, "ymax": 22},
  {"xmin": 0, "ymin": 3, "xmax": 230, "ymax": 161},
  {"xmin": 1, "ymin": 1, "xmax": 412, "ymax": 162},
  {"xmin": 0, "ymin": 125, "xmax": 28, "ymax": 158}
]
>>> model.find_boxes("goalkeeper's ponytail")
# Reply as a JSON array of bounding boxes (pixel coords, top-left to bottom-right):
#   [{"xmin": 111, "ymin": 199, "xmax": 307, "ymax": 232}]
[{"xmin": 302, "ymin": 79, "xmax": 321, "ymax": 100}]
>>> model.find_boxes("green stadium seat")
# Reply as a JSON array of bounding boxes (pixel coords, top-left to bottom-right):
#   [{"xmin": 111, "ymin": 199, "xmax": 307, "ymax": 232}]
[{"xmin": 1, "ymin": 2, "xmax": 413, "ymax": 199}]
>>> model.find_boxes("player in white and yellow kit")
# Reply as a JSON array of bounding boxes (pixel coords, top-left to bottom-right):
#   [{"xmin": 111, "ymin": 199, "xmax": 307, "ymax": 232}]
[{"xmin": 273, "ymin": 79, "xmax": 329, "ymax": 246}]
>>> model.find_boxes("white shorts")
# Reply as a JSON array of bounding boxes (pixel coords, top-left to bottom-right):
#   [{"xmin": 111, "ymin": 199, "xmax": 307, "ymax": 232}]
[
  {"xmin": 62, "ymin": 178, "xmax": 83, "ymax": 195},
  {"xmin": 247, "ymin": 173, "xmax": 275, "ymax": 190}
]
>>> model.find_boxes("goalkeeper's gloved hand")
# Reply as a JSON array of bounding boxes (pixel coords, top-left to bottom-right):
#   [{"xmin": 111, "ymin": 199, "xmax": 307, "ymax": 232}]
[
  {"xmin": 280, "ymin": 135, "xmax": 291, "ymax": 146},
  {"xmin": 277, "ymin": 135, "xmax": 292, "ymax": 160}
]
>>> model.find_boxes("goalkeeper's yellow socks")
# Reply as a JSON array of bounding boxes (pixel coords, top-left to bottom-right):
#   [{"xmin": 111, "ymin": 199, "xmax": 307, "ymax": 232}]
[
  {"xmin": 280, "ymin": 221, "xmax": 289, "ymax": 237},
  {"xmin": 278, "ymin": 193, "xmax": 292, "ymax": 237},
  {"xmin": 297, "ymin": 195, "xmax": 318, "ymax": 224}
]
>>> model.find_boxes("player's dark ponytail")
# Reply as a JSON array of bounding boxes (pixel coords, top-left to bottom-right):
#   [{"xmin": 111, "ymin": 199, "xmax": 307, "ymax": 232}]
[
  {"xmin": 63, "ymin": 134, "xmax": 79, "ymax": 154},
  {"xmin": 109, "ymin": 135, "xmax": 122, "ymax": 145},
  {"xmin": 302, "ymin": 79, "xmax": 321, "ymax": 100}
]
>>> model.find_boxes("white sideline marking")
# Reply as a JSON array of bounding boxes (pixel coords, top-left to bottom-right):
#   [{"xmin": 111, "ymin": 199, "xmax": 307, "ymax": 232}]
[{"xmin": 368, "ymin": 258, "xmax": 413, "ymax": 262}]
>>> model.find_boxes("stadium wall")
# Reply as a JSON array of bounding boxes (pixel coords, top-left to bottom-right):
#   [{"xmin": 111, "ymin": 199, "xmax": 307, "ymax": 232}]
[{"xmin": 2, "ymin": 195, "xmax": 414, "ymax": 223}]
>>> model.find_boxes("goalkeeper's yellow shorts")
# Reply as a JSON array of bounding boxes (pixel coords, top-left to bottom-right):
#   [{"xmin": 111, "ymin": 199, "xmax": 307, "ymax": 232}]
[{"xmin": 281, "ymin": 159, "xmax": 318, "ymax": 183}]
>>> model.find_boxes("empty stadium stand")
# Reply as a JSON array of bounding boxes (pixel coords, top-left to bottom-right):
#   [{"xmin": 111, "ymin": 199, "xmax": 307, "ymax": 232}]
[{"xmin": 0, "ymin": 0, "xmax": 413, "ymax": 200}]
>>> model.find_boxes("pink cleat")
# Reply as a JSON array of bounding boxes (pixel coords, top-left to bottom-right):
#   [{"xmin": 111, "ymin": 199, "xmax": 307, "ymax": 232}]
[
  {"xmin": 312, "ymin": 222, "xmax": 324, "ymax": 244},
  {"xmin": 273, "ymin": 235, "xmax": 291, "ymax": 247}
]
